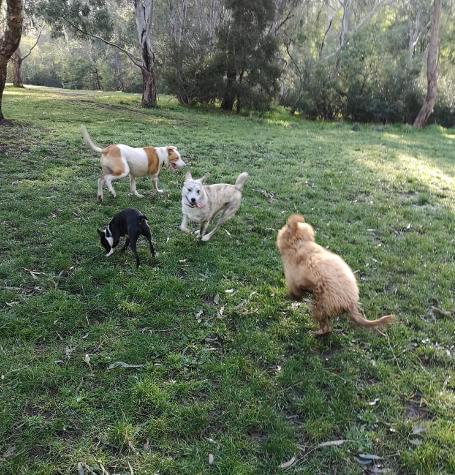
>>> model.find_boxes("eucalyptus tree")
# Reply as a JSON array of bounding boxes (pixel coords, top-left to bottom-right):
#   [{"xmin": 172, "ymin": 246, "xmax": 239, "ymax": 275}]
[
  {"xmin": 0, "ymin": 0, "xmax": 24, "ymax": 120},
  {"xmin": 37, "ymin": 0, "xmax": 158, "ymax": 107}
]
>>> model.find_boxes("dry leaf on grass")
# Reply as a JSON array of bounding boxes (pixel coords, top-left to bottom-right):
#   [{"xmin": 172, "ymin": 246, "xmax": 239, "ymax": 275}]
[
  {"xmin": 108, "ymin": 361, "xmax": 145, "ymax": 370},
  {"xmin": 279, "ymin": 455, "xmax": 296, "ymax": 469}
]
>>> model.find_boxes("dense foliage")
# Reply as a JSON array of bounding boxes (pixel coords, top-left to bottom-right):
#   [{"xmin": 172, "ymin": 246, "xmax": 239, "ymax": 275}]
[{"xmin": 5, "ymin": 0, "xmax": 455, "ymax": 123}]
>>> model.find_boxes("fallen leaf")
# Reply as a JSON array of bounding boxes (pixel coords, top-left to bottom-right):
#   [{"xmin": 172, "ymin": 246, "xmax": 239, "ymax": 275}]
[
  {"xmin": 358, "ymin": 453, "xmax": 383, "ymax": 461},
  {"xmin": 279, "ymin": 455, "xmax": 296, "ymax": 469},
  {"xmin": 369, "ymin": 398, "xmax": 380, "ymax": 406},
  {"xmin": 225, "ymin": 289, "xmax": 235, "ymax": 294},
  {"xmin": 317, "ymin": 440, "xmax": 347, "ymax": 448},
  {"xmin": 208, "ymin": 453, "xmax": 214, "ymax": 465},
  {"xmin": 410, "ymin": 439, "xmax": 422, "ymax": 446},
  {"xmin": 213, "ymin": 294, "xmax": 220, "ymax": 305},
  {"xmin": 412, "ymin": 425, "xmax": 426, "ymax": 435},
  {"xmin": 108, "ymin": 361, "xmax": 145, "ymax": 370}
]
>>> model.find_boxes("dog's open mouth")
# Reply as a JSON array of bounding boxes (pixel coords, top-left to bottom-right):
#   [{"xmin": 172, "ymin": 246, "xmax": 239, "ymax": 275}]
[{"xmin": 170, "ymin": 163, "xmax": 178, "ymax": 171}]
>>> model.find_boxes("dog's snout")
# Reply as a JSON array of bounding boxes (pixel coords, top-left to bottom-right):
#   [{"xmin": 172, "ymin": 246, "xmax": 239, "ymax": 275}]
[{"xmin": 191, "ymin": 197, "xmax": 196, "ymax": 203}]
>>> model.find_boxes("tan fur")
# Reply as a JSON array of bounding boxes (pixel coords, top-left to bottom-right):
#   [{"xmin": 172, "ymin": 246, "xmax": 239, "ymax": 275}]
[
  {"xmin": 102, "ymin": 145, "xmax": 125, "ymax": 176},
  {"xmin": 276, "ymin": 214, "xmax": 394, "ymax": 335},
  {"xmin": 144, "ymin": 147, "xmax": 160, "ymax": 175}
]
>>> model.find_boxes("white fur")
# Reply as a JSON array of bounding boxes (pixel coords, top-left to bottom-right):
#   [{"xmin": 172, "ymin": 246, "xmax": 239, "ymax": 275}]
[{"xmin": 118, "ymin": 145, "xmax": 150, "ymax": 177}]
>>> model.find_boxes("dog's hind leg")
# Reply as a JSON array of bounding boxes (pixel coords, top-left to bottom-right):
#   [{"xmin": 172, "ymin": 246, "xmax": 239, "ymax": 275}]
[
  {"xmin": 143, "ymin": 228, "xmax": 156, "ymax": 258},
  {"xmin": 130, "ymin": 175, "xmax": 143, "ymax": 198},
  {"xmin": 97, "ymin": 176, "xmax": 105, "ymax": 202},
  {"xmin": 311, "ymin": 294, "xmax": 332, "ymax": 336},
  {"xmin": 130, "ymin": 238, "xmax": 141, "ymax": 268},
  {"xmin": 196, "ymin": 221, "xmax": 210, "ymax": 240},
  {"xmin": 201, "ymin": 206, "xmax": 237, "ymax": 242}
]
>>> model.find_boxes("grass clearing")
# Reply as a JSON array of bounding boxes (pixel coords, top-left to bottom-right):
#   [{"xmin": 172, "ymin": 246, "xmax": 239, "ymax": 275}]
[{"xmin": 0, "ymin": 86, "xmax": 454, "ymax": 474}]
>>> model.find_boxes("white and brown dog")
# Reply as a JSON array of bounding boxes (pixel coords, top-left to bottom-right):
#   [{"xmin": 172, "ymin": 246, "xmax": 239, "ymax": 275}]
[
  {"xmin": 180, "ymin": 172, "xmax": 249, "ymax": 241},
  {"xmin": 81, "ymin": 125, "xmax": 186, "ymax": 202}
]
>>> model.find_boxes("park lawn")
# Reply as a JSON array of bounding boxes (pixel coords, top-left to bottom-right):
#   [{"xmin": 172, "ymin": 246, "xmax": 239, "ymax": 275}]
[{"xmin": 0, "ymin": 85, "xmax": 454, "ymax": 474}]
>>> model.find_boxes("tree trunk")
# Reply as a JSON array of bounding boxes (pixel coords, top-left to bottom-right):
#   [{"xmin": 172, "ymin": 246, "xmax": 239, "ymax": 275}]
[
  {"xmin": 12, "ymin": 47, "xmax": 24, "ymax": 87},
  {"xmin": 142, "ymin": 69, "xmax": 157, "ymax": 108},
  {"xmin": 135, "ymin": 0, "xmax": 157, "ymax": 108},
  {"xmin": 413, "ymin": 0, "xmax": 441, "ymax": 128},
  {"xmin": 0, "ymin": 0, "xmax": 24, "ymax": 121}
]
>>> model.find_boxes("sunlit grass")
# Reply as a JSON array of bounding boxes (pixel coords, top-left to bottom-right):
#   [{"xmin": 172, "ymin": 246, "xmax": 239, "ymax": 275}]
[{"xmin": 0, "ymin": 85, "xmax": 454, "ymax": 474}]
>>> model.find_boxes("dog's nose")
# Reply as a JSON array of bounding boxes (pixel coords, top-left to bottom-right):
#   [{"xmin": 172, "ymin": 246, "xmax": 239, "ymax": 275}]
[{"xmin": 191, "ymin": 197, "xmax": 196, "ymax": 203}]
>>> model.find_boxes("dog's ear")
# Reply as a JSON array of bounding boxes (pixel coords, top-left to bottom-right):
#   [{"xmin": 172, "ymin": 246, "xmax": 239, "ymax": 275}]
[
  {"xmin": 185, "ymin": 171, "xmax": 192, "ymax": 181},
  {"xmin": 198, "ymin": 175, "xmax": 208, "ymax": 183},
  {"xmin": 97, "ymin": 228, "xmax": 104, "ymax": 236},
  {"xmin": 300, "ymin": 223, "xmax": 315, "ymax": 241},
  {"xmin": 287, "ymin": 214, "xmax": 305, "ymax": 231}
]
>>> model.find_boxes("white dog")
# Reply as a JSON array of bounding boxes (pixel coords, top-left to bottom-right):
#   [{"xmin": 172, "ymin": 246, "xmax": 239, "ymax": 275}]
[
  {"xmin": 80, "ymin": 125, "xmax": 186, "ymax": 202},
  {"xmin": 180, "ymin": 172, "xmax": 249, "ymax": 241}
]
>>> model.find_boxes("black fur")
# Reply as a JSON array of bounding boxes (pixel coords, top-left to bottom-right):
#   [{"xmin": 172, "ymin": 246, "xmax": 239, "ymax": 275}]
[{"xmin": 97, "ymin": 208, "xmax": 155, "ymax": 267}]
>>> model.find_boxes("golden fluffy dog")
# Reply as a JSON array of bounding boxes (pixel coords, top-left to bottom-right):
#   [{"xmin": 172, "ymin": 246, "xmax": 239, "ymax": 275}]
[{"xmin": 276, "ymin": 214, "xmax": 394, "ymax": 335}]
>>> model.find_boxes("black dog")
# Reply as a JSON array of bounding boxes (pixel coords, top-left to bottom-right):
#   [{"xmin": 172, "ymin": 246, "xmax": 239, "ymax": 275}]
[{"xmin": 97, "ymin": 208, "xmax": 155, "ymax": 267}]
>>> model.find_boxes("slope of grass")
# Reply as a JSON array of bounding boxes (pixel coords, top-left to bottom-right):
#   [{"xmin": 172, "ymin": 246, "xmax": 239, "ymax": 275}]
[{"xmin": 0, "ymin": 86, "xmax": 454, "ymax": 474}]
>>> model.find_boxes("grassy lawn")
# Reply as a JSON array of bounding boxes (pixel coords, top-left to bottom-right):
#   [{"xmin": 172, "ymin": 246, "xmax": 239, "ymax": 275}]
[{"xmin": 0, "ymin": 85, "xmax": 454, "ymax": 474}]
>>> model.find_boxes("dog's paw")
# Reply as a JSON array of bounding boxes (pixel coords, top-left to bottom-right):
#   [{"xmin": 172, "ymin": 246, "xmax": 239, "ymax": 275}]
[
  {"xmin": 180, "ymin": 226, "xmax": 191, "ymax": 234},
  {"xmin": 156, "ymin": 189, "xmax": 164, "ymax": 194},
  {"xmin": 194, "ymin": 230, "xmax": 201, "ymax": 237},
  {"xmin": 97, "ymin": 195, "xmax": 103, "ymax": 203},
  {"xmin": 201, "ymin": 234, "xmax": 212, "ymax": 242}
]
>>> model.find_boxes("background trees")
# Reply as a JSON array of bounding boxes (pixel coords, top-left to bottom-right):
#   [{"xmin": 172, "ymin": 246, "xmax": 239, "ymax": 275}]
[{"xmin": 5, "ymin": 0, "xmax": 455, "ymax": 125}]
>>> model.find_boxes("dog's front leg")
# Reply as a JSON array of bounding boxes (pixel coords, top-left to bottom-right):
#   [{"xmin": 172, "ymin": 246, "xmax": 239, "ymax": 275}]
[
  {"xmin": 121, "ymin": 238, "xmax": 130, "ymax": 252},
  {"xmin": 130, "ymin": 175, "xmax": 143, "ymax": 198},
  {"xmin": 151, "ymin": 175, "xmax": 164, "ymax": 194},
  {"xmin": 180, "ymin": 214, "xmax": 191, "ymax": 234}
]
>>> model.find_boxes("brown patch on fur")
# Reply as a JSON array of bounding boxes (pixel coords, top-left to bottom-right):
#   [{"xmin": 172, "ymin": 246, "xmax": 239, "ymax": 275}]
[
  {"xmin": 276, "ymin": 214, "xmax": 394, "ymax": 335},
  {"xmin": 102, "ymin": 145, "xmax": 124, "ymax": 176},
  {"xmin": 144, "ymin": 147, "xmax": 160, "ymax": 175}
]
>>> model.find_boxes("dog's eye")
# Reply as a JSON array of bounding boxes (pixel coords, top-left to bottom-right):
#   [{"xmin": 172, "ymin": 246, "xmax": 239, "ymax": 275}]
[
  {"xmin": 196, "ymin": 190, "xmax": 200, "ymax": 194},
  {"xmin": 188, "ymin": 188, "xmax": 192, "ymax": 192}
]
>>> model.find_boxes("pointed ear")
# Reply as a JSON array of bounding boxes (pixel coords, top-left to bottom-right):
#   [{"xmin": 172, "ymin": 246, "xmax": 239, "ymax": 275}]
[
  {"xmin": 198, "ymin": 175, "xmax": 207, "ymax": 183},
  {"xmin": 97, "ymin": 228, "xmax": 103, "ymax": 236},
  {"xmin": 185, "ymin": 171, "xmax": 192, "ymax": 181}
]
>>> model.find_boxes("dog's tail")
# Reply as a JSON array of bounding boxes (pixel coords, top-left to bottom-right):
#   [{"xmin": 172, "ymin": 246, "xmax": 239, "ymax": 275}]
[
  {"xmin": 80, "ymin": 125, "xmax": 103, "ymax": 153},
  {"xmin": 235, "ymin": 172, "xmax": 249, "ymax": 191},
  {"xmin": 349, "ymin": 305, "xmax": 395, "ymax": 329}
]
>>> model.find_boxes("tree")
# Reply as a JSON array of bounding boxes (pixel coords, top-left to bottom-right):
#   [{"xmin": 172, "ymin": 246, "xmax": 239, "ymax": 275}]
[
  {"xmin": 134, "ymin": 0, "xmax": 156, "ymax": 107},
  {"xmin": 413, "ymin": 0, "xmax": 442, "ymax": 128},
  {"xmin": 0, "ymin": 0, "xmax": 24, "ymax": 120},
  {"xmin": 11, "ymin": 31, "xmax": 41, "ymax": 87}
]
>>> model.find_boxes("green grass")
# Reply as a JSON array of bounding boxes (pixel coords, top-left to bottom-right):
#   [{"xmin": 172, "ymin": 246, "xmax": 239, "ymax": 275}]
[{"xmin": 0, "ymin": 85, "xmax": 454, "ymax": 474}]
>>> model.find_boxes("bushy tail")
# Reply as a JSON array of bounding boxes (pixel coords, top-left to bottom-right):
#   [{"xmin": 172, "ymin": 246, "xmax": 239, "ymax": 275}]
[
  {"xmin": 235, "ymin": 172, "xmax": 249, "ymax": 191},
  {"xmin": 80, "ymin": 125, "xmax": 103, "ymax": 153},
  {"xmin": 349, "ymin": 305, "xmax": 395, "ymax": 329}
]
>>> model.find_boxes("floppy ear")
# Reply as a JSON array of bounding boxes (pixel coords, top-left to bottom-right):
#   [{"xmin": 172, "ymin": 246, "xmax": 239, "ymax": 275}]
[
  {"xmin": 300, "ymin": 223, "xmax": 315, "ymax": 241},
  {"xmin": 185, "ymin": 171, "xmax": 192, "ymax": 181},
  {"xmin": 287, "ymin": 214, "xmax": 305, "ymax": 231}
]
